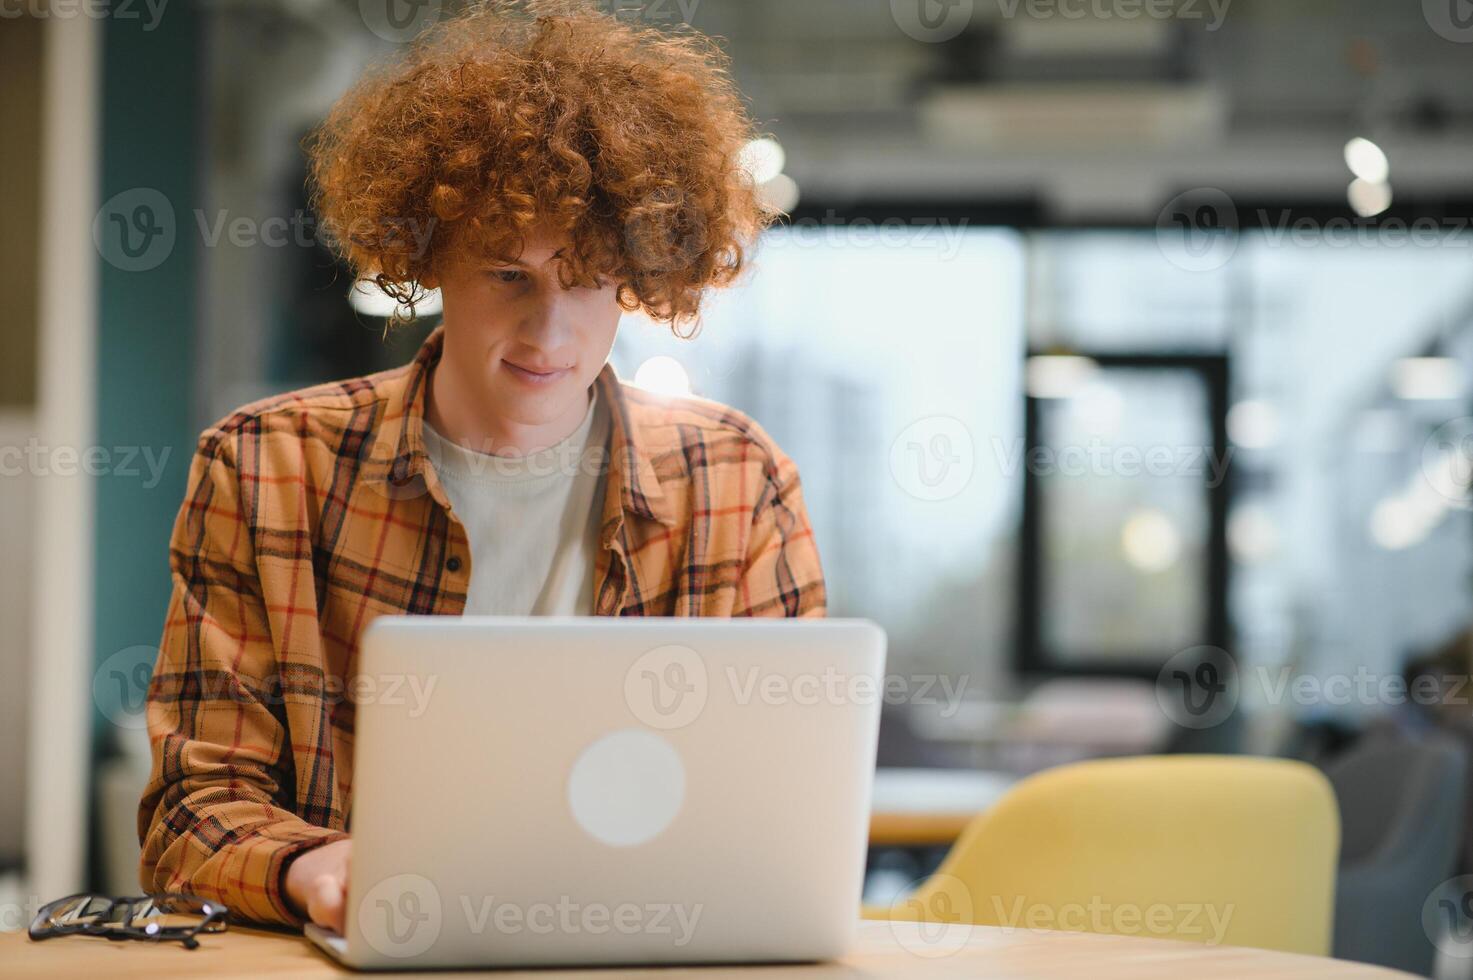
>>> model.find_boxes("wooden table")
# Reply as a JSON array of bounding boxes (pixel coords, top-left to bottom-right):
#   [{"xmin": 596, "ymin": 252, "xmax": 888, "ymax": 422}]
[
  {"xmin": 868, "ymin": 767, "xmax": 1015, "ymax": 846},
  {"xmin": 1, "ymin": 919, "xmax": 1416, "ymax": 978}
]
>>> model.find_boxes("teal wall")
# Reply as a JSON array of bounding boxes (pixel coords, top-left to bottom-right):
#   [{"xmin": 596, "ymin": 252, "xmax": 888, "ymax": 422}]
[{"xmin": 92, "ymin": 0, "xmax": 201, "ymax": 758}]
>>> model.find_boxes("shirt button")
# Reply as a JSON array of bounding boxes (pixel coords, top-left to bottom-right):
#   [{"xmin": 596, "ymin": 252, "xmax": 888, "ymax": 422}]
[{"xmin": 445, "ymin": 555, "xmax": 463, "ymax": 573}]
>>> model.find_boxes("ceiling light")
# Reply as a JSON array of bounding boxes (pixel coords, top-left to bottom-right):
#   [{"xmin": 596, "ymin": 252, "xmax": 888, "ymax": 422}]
[
  {"xmin": 1347, "ymin": 178, "xmax": 1392, "ymax": 218},
  {"xmin": 1026, "ymin": 355, "xmax": 1098, "ymax": 399},
  {"xmin": 1226, "ymin": 399, "xmax": 1280, "ymax": 450},
  {"xmin": 348, "ymin": 280, "xmax": 442, "ymax": 319},
  {"xmin": 1343, "ymin": 137, "xmax": 1390, "ymax": 183},
  {"xmin": 739, "ymin": 137, "xmax": 786, "ymax": 185},
  {"xmin": 1120, "ymin": 508, "xmax": 1182, "ymax": 573},
  {"xmin": 1391, "ymin": 357, "xmax": 1463, "ymax": 400},
  {"xmin": 633, "ymin": 356, "xmax": 691, "ymax": 397},
  {"xmin": 1228, "ymin": 505, "xmax": 1279, "ymax": 564},
  {"xmin": 757, "ymin": 173, "xmax": 800, "ymax": 213}
]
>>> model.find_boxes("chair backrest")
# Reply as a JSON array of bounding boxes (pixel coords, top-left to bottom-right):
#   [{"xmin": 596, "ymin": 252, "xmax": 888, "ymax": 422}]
[{"xmin": 892, "ymin": 755, "xmax": 1339, "ymax": 955}]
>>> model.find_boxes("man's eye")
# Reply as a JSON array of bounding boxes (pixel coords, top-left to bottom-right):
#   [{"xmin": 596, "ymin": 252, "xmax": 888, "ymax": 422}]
[{"xmin": 491, "ymin": 269, "xmax": 526, "ymax": 283}]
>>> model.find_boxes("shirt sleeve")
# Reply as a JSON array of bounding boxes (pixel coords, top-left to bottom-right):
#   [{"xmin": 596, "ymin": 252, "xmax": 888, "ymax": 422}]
[
  {"xmin": 137, "ymin": 430, "xmax": 347, "ymax": 927},
  {"xmin": 735, "ymin": 436, "xmax": 827, "ymax": 618}
]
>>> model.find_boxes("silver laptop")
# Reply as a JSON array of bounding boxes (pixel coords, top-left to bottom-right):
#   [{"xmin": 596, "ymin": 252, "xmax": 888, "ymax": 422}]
[{"xmin": 306, "ymin": 615, "xmax": 886, "ymax": 970}]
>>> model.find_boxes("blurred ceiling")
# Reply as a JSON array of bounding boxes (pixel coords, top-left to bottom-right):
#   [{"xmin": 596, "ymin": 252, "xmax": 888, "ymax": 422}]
[{"xmin": 220, "ymin": 0, "xmax": 1473, "ymax": 220}]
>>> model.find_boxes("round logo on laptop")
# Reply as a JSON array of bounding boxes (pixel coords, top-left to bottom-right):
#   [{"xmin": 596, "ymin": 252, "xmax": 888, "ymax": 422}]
[{"xmin": 567, "ymin": 729, "xmax": 686, "ymax": 846}]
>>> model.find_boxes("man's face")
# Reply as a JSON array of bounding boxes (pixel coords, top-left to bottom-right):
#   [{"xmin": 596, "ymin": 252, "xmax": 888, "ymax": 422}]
[{"xmin": 431, "ymin": 224, "xmax": 622, "ymax": 428}]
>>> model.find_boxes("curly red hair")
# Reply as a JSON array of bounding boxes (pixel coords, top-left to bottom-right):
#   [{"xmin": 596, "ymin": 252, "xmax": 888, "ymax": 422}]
[{"xmin": 304, "ymin": 0, "xmax": 775, "ymax": 331}]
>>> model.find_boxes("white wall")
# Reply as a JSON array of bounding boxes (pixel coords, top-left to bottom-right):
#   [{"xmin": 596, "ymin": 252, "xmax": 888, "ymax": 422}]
[
  {"xmin": 0, "ymin": 414, "xmax": 35, "ymax": 870},
  {"xmin": 25, "ymin": 8, "xmax": 100, "ymax": 903}
]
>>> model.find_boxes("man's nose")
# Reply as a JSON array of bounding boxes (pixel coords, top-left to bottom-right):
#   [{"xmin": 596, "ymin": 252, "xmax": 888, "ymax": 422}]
[{"xmin": 519, "ymin": 287, "xmax": 579, "ymax": 351}]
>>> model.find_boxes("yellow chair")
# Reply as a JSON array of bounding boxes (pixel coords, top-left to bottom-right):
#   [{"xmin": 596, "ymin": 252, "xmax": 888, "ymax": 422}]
[{"xmin": 865, "ymin": 755, "xmax": 1339, "ymax": 955}]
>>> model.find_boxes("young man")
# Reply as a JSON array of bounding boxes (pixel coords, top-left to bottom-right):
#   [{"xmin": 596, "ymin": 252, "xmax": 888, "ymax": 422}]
[{"xmin": 137, "ymin": 1, "xmax": 825, "ymax": 934}]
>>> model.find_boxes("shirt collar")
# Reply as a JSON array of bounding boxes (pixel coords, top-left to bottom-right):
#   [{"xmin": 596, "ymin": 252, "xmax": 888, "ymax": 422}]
[{"xmin": 364, "ymin": 324, "xmax": 676, "ymax": 528}]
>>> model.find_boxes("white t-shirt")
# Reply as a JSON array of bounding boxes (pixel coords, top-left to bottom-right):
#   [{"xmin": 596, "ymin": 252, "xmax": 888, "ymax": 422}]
[{"xmin": 421, "ymin": 387, "xmax": 611, "ymax": 616}]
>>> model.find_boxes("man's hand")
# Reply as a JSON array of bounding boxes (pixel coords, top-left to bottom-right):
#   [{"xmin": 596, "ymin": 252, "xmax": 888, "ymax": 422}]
[{"xmin": 285, "ymin": 838, "xmax": 352, "ymax": 934}]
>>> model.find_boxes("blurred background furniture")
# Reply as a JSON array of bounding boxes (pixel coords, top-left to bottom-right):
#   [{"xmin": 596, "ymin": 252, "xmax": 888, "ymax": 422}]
[
  {"xmin": 863, "ymin": 767, "xmax": 1016, "ymax": 906},
  {"xmin": 869, "ymin": 768, "xmax": 1017, "ymax": 848},
  {"xmin": 1324, "ymin": 728, "xmax": 1467, "ymax": 976},
  {"xmin": 868, "ymin": 755, "xmax": 1340, "ymax": 956},
  {"xmin": 904, "ymin": 678, "xmax": 1174, "ymax": 774}
]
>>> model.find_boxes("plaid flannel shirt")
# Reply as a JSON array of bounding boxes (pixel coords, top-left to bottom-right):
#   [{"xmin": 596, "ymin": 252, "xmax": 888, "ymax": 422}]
[{"xmin": 137, "ymin": 325, "xmax": 826, "ymax": 926}]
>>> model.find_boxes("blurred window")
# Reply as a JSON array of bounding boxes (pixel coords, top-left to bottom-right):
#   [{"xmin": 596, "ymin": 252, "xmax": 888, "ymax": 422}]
[{"xmin": 611, "ymin": 225, "xmax": 1027, "ymax": 686}]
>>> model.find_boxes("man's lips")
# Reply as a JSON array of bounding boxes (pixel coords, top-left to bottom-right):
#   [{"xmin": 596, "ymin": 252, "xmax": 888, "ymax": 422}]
[{"xmin": 502, "ymin": 360, "xmax": 571, "ymax": 384}]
